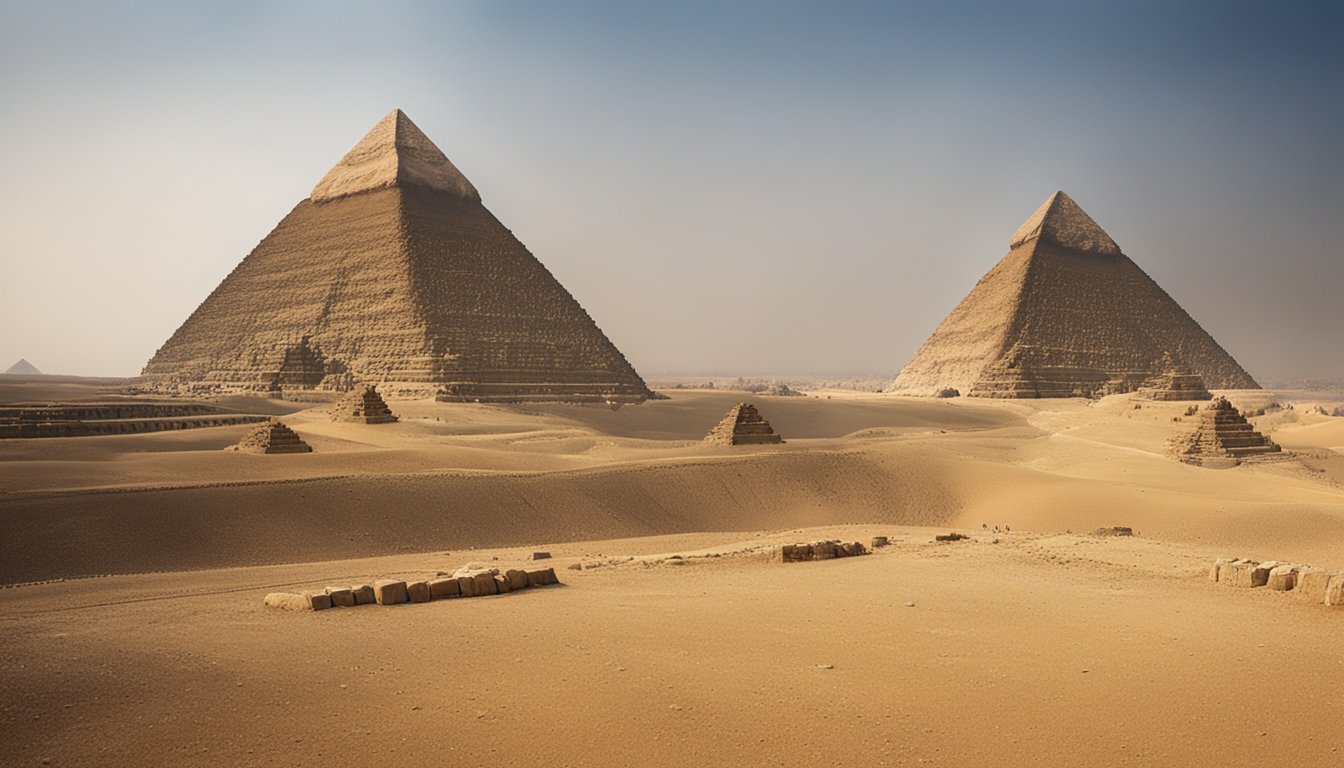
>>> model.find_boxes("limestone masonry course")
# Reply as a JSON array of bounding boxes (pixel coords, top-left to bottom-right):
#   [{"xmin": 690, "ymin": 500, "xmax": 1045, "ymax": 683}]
[
  {"xmin": 1135, "ymin": 352, "xmax": 1213, "ymax": 401},
  {"xmin": 887, "ymin": 191, "xmax": 1259, "ymax": 398},
  {"xmin": 136, "ymin": 109, "xmax": 651, "ymax": 405}
]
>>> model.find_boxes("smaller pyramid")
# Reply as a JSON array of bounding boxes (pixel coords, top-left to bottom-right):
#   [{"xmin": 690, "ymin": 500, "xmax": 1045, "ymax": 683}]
[
  {"xmin": 332, "ymin": 384, "xmax": 398, "ymax": 424},
  {"xmin": 1173, "ymin": 397, "xmax": 1280, "ymax": 466},
  {"xmin": 3, "ymin": 359, "xmax": 41, "ymax": 375},
  {"xmin": 1136, "ymin": 353, "xmax": 1213, "ymax": 401},
  {"xmin": 705, "ymin": 403, "xmax": 784, "ymax": 446},
  {"xmin": 234, "ymin": 420, "xmax": 313, "ymax": 454}
]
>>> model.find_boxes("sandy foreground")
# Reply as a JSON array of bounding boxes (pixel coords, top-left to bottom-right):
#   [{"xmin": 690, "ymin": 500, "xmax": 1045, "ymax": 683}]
[{"xmin": 1, "ymin": 386, "xmax": 1341, "ymax": 766}]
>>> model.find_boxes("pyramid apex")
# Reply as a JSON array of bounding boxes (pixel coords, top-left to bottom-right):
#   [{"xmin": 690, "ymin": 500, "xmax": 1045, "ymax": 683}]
[
  {"xmin": 1009, "ymin": 191, "xmax": 1120, "ymax": 255},
  {"xmin": 311, "ymin": 109, "xmax": 480, "ymax": 203}
]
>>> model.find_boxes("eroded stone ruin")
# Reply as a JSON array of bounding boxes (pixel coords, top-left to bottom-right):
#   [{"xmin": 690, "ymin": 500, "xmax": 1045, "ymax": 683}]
[
  {"xmin": 332, "ymin": 384, "xmax": 398, "ymax": 423},
  {"xmin": 264, "ymin": 566, "xmax": 560, "ymax": 611},
  {"xmin": 779, "ymin": 541, "xmax": 869, "ymax": 562},
  {"xmin": 888, "ymin": 191, "xmax": 1259, "ymax": 398},
  {"xmin": 138, "ymin": 109, "xmax": 651, "ymax": 405},
  {"xmin": 1173, "ymin": 397, "xmax": 1280, "ymax": 466},
  {"xmin": 705, "ymin": 403, "xmax": 784, "ymax": 445},
  {"xmin": 0, "ymin": 402, "xmax": 266, "ymax": 438},
  {"xmin": 1209, "ymin": 557, "xmax": 1343, "ymax": 607},
  {"xmin": 233, "ymin": 420, "xmax": 312, "ymax": 454},
  {"xmin": 1135, "ymin": 353, "xmax": 1213, "ymax": 401}
]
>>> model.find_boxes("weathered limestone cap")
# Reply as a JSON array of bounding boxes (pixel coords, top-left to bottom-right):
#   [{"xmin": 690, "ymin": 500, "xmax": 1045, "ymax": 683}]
[
  {"xmin": 311, "ymin": 109, "xmax": 480, "ymax": 203},
  {"xmin": 1010, "ymin": 190, "xmax": 1120, "ymax": 255}
]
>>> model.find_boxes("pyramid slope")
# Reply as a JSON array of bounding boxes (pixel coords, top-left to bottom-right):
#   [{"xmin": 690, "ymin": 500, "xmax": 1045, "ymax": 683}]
[
  {"xmin": 890, "ymin": 193, "xmax": 1258, "ymax": 397},
  {"xmin": 4, "ymin": 358, "xmax": 41, "ymax": 375},
  {"xmin": 139, "ymin": 111, "xmax": 650, "ymax": 404},
  {"xmin": 312, "ymin": 109, "xmax": 479, "ymax": 203}
]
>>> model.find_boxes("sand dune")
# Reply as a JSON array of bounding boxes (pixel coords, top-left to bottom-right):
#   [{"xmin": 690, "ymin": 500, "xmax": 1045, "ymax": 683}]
[{"xmin": 2, "ymin": 388, "xmax": 1341, "ymax": 766}]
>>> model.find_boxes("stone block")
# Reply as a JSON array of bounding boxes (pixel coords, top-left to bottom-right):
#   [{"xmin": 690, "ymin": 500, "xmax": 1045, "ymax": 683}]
[
  {"xmin": 373, "ymin": 579, "xmax": 408, "ymax": 605},
  {"xmin": 842, "ymin": 542, "xmax": 867, "ymax": 557},
  {"xmin": 325, "ymin": 587, "xmax": 356, "ymax": 607},
  {"xmin": 1327, "ymin": 574, "xmax": 1344, "ymax": 608},
  {"xmin": 1209, "ymin": 558, "xmax": 1234, "ymax": 582},
  {"xmin": 305, "ymin": 592, "xmax": 333, "ymax": 610},
  {"xmin": 1250, "ymin": 561, "xmax": 1280, "ymax": 588},
  {"xmin": 812, "ymin": 542, "xmax": 836, "ymax": 560},
  {"xmin": 428, "ymin": 578, "xmax": 460, "ymax": 599},
  {"xmin": 527, "ymin": 567, "xmax": 558, "ymax": 587},
  {"xmin": 351, "ymin": 584, "xmax": 376, "ymax": 605},
  {"xmin": 1228, "ymin": 560, "xmax": 1259, "ymax": 588},
  {"xmin": 1296, "ymin": 569, "xmax": 1333, "ymax": 603},
  {"xmin": 406, "ymin": 580, "xmax": 431, "ymax": 603},
  {"xmin": 457, "ymin": 576, "xmax": 477, "ymax": 597},
  {"xmin": 264, "ymin": 592, "xmax": 316, "ymax": 611},
  {"xmin": 1266, "ymin": 565, "xmax": 1299, "ymax": 592},
  {"xmin": 531, "ymin": 552, "xmax": 552, "ymax": 560},
  {"xmin": 871, "ymin": 536, "xmax": 889, "ymax": 549},
  {"xmin": 506, "ymin": 569, "xmax": 529, "ymax": 590},
  {"xmin": 494, "ymin": 575, "xmax": 511, "ymax": 593},
  {"xmin": 474, "ymin": 572, "xmax": 498, "ymax": 596}
]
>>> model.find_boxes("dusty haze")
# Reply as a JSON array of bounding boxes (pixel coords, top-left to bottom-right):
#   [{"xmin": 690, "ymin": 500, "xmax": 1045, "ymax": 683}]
[{"xmin": 0, "ymin": 1, "xmax": 1340, "ymax": 379}]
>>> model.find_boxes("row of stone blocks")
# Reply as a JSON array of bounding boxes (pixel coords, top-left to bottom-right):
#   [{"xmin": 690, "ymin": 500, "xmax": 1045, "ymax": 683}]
[
  {"xmin": 263, "ymin": 567, "xmax": 559, "ymax": 611},
  {"xmin": 1209, "ymin": 558, "xmax": 1344, "ymax": 607},
  {"xmin": 779, "ymin": 540, "xmax": 870, "ymax": 562}
]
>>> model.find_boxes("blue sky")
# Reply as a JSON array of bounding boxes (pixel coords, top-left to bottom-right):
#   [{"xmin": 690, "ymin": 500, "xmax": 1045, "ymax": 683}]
[{"xmin": 1, "ymin": 0, "xmax": 1340, "ymax": 378}]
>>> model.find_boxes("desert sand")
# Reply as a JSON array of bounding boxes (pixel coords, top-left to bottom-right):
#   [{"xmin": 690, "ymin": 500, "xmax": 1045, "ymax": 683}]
[{"xmin": 2, "ymin": 380, "xmax": 1342, "ymax": 767}]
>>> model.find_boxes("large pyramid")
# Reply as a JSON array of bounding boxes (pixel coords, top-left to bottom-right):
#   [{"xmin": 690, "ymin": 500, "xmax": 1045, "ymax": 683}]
[
  {"xmin": 138, "ymin": 109, "xmax": 652, "ymax": 404},
  {"xmin": 888, "ymin": 191, "xmax": 1259, "ymax": 398}
]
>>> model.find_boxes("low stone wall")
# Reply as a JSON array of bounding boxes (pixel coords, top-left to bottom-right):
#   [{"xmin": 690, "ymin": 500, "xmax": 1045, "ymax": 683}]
[
  {"xmin": 779, "ymin": 540, "xmax": 868, "ymax": 562},
  {"xmin": 1208, "ymin": 557, "xmax": 1343, "ymax": 608},
  {"xmin": 264, "ymin": 566, "xmax": 560, "ymax": 612}
]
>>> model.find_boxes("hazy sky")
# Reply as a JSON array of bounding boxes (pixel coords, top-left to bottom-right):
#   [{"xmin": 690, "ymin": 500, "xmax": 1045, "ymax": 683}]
[{"xmin": 1, "ymin": 1, "xmax": 1340, "ymax": 380}]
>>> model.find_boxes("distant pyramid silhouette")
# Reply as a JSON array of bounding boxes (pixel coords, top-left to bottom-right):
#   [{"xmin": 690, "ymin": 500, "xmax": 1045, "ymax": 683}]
[
  {"xmin": 888, "ymin": 191, "xmax": 1258, "ymax": 398},
  {"xmin": 3, "ymin": 358, "xmax": 41, "ymax": 375},
  {"xmin": 139, "ymin": 109, "xmax": 651, "ymax": 404}
]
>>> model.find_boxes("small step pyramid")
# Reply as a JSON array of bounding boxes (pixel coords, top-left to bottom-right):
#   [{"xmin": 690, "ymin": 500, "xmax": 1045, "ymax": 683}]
[
  {"xmin": 1173, "ymin": 397, "xmax": 1280, "ymax": 466},
  {"xmin": 705, "ymin": 403, "xmax": 784, "ymax": 446},
  {"xmin": 888, "ymin": 191, "xmax": 1258, "ymax": 398},
  {"xmin": 3, "ymin": 358, "xmax": 41, "ymax": 375},
  {"xmin": 1136, "ymin": 353, "xmax": 1213, "ymax": 401},
  {"xmin": 138, "ymin": 109, "xmax": 651, "ymax": 404},
  {"xmin": 234, "ymin": 420, "xmax": 312, "ymax": 454},
  {"xmin": 332, "ymin": 384, "xmax": 398, "ymax": 423}
]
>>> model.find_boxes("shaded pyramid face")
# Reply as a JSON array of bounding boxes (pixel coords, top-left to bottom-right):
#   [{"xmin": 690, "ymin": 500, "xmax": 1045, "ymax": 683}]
[
  {"xmin": 888, "ymin": 191, "xmax": 1259, "ymax": 398},
  {"xmin": 139, "ymin": 110, "xmax": 651, "ymax": 404}
]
